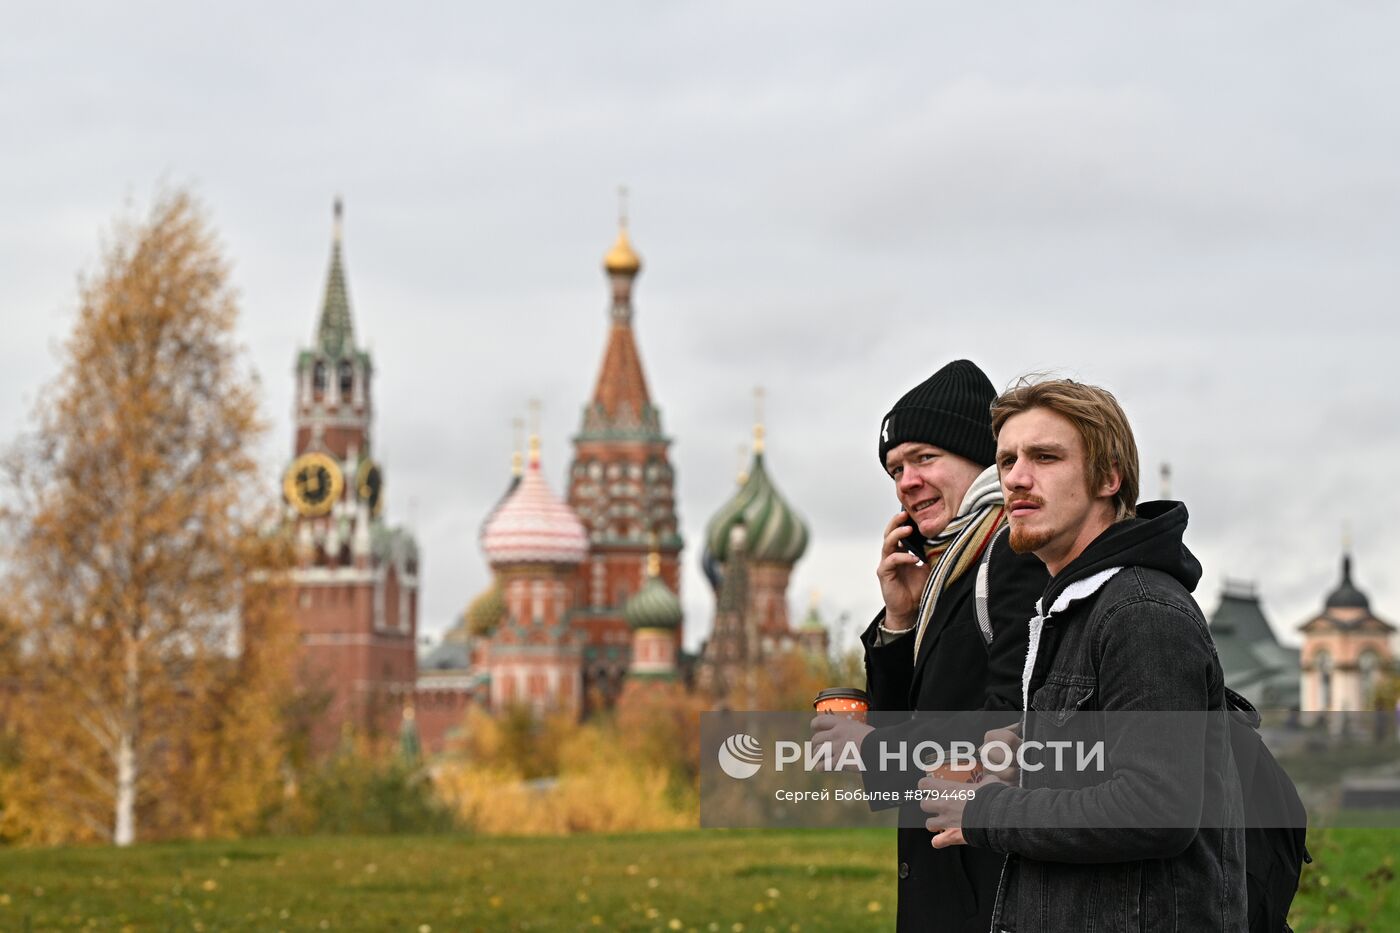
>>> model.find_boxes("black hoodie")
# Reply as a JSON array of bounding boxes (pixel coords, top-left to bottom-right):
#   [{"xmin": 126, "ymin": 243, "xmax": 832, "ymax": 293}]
[
  {"xmin": 1039, "ymin": 499, "xmax": 1201, "ymax": 612},
  {"xmin": 961, "ymin": 499, "xmax": 1247, "ymax": 932}
]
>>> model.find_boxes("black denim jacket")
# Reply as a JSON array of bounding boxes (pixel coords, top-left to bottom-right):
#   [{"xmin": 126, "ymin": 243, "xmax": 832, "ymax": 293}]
[{"xmin": 962, "ymin": 502, "xmax": 1247, "ymax": 932}]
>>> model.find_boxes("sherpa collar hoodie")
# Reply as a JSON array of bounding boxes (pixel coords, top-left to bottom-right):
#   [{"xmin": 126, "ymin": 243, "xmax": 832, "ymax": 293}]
[{"xmin": 1039, "ymin": 499, "xmax": 1202, "ymax": 612}]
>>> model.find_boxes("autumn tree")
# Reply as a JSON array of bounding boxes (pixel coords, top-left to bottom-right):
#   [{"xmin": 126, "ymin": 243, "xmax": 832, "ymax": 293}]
[{"xmin": 0, "ymin": 190, "xmax": 296, "ymax": 846}]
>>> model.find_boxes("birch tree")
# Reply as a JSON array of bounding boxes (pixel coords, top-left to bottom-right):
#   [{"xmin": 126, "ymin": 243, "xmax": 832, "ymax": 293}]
[{"xmin": 0, "ymin": 190, "xmax": 295, "ymax": 846}]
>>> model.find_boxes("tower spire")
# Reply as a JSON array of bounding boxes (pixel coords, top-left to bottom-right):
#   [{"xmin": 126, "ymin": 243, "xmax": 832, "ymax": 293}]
[
  {"xmin": 511, "ymin": 417, "xmax": 525, "ymax": 478},
  {"xmin": 1341, "ymin": 521, "xmax": 1354, "ymax": 586},
  {"xmin": 603, "ymin": 184, "xmax": 642, "ymax": 322},
  {"xmin": 526, "ymin": 395, "xmax": 543, "ymax": 465},
  {"xmin": 585, "ymin": 194, "xmax": 656, "ymax": 437},
  {"xmin": 527, "ymin": 398, "xmax": 542, "ymax": 467},
  {"xmin": 753, "ymin": 386, "xmax": 766, "ymax": 456},
  {"xmin": 317, "ymin": 197, "xmax": 355, "ymax": 358}
]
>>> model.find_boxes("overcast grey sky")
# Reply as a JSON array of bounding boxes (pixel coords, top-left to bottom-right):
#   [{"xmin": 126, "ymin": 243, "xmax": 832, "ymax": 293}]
[{"xmin": 3, "ymin": 2, "xmax": 1397, "ymax": 654}]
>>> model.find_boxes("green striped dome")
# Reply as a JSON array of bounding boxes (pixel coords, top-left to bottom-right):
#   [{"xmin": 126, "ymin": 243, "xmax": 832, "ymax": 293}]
[
  {"xmin": 704, "ymin": 453, "xmax": 809, "ymax": 566},
  {"xmin": 624, "ymin": 575, "xmax": 683, "ymax": 630}
]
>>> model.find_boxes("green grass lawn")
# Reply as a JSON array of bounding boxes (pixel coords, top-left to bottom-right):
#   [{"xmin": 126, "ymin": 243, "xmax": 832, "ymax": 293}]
[{"xmin": 0, "ymin": 828, "xmax": 1393, "ymax": 932}]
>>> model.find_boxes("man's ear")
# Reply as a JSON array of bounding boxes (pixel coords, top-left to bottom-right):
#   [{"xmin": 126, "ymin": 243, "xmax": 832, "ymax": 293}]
[{"xmin": 1098, "ymin": 463, "xmax": 1122, "ymax": 500}]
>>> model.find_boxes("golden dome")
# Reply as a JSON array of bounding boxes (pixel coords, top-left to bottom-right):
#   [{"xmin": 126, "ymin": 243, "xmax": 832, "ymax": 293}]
[{"xmin": 604, "ymin": 226, "xmax": 642, "ymax": 275}]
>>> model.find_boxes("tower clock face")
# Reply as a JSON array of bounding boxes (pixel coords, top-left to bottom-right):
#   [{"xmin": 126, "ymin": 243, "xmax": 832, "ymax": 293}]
[
  {"xmin": 356, "ymin": 458, "xmax": 383, "ymax": 515},
  {"xmin": 284, "ymin": 452, "xmax": 345, "ymax": 517}
]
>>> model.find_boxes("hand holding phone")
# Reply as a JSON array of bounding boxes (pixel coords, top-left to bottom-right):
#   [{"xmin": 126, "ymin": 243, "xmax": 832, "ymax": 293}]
[
  {"xmin": 896, "ymin": 513, "xmax": 931, "ymax": 561},
  {"xmin": 877, "ymin": 509, "xmax": 934, "ymax": 631}
]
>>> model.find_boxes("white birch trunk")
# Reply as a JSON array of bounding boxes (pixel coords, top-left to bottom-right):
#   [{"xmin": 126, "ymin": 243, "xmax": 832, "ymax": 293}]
[
  {"xmin": 114, "ymin": 641, "xmax": 139, "ymax": 847},
  {"xmin": 114, "ymin": 728, "xmax": 136, "ymax": 846}
]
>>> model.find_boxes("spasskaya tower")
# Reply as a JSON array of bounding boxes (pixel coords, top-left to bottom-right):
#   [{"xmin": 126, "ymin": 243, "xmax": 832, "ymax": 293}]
[{"xmin": 281, "ymin": 200, "xmax": 420, "ymax": 753}]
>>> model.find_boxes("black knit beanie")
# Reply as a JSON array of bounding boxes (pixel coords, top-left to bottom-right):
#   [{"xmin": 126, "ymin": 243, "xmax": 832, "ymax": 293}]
[{"xmin": 878, "ymin": 359, "xmax": 997, "ymax": 468}]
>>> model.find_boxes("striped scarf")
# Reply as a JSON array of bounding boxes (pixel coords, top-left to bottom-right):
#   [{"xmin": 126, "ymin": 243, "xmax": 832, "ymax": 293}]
[{"xmin": 911, "ymin": 466, "xmax": 1007, "ymax": 665}]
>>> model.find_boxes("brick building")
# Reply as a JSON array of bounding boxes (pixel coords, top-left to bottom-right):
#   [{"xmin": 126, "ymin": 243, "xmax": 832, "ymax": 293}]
[{"xmin": 280, "ymin": 201, "xmax": 420, "ymax": 755}]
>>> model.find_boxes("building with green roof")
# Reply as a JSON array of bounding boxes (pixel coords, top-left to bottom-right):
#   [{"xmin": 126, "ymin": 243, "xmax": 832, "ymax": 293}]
[{"xmin": 1207, "ymin": 580, "xmax": 1300, "ymax": 710}]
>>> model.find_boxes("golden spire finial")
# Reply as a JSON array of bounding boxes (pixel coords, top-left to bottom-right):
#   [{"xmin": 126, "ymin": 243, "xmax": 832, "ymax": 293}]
[
  {"xmin": 809, "ymin": 587, "xmax": 822, "ymax": 610},
  {"xmin": 604, "ymin": 186, "xmax": 642, "ymax": 275},
  {"xmin": 527, "ymin": 399, "xmax": 542, "ymax": 466},
  {"xmin": 753, "ymin": 386, "xmax": 766, "ymax": 455},
  {"xmin": 736, "ymin": 443, "xmax": 750, "ymax": 486},
  {"xmin": 645, "ymin": 530, "xmax": 661, "ymax": 578},
  {"xmin": 510, "ymin": 417, "xmax": 525, "ymax": 477},
  {"xmin": 333, "ymin": 196, "xmax": 344, "ymax": 245}
]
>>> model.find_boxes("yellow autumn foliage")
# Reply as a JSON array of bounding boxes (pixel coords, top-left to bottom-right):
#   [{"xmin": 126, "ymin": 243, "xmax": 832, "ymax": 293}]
[
  {"xmin": 0, "ymin": 190, "xmax": 297, "ymax": 846},
  {"xmin": 436, "ymin": 696, "xmax": 700, "ymax": 835},
  {"xmin": 435, "ymin": 758, "xmax": 693, "ymax": 835}
]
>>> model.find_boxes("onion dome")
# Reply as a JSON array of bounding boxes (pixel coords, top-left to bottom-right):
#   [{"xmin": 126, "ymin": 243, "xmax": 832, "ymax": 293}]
[
  {"xmin": 624, "ymin": 553, "xmax": 682, "ymax": 630},
  {"xmin": 1324, "ymin": 554, "xmax": 1370, "ymax": 611},
  {"xmin": 481, "ymin": 438, "xmax": 589, "ymax": 566},
  {"xmin": 604, "ymin": 225, "xmax": 642, "ymax": 275},
  {"xmin": 465, "ymin": 581, "xmax": 506, "ymax": 636},
  {"xmin": 704, "ymin": 445, "xmax": 809, "ymax": 568}
]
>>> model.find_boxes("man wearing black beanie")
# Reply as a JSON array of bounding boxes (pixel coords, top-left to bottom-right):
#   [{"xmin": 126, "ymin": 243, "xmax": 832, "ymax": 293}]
[{"xmin": 813, "ymin": 359, "xmax": 1046, "ymax": 932}]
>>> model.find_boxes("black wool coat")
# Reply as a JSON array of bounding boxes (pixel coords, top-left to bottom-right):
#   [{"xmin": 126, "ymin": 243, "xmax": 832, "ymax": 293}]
[{"xmin": 859, "ymin": 531, "xmax": 1047, "ymax": 933}]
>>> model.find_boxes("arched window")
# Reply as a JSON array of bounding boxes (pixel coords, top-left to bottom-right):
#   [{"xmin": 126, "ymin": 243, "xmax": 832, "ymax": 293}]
[
  {"xmin": 1317, "ymin": 651, "xmax": 1333, "ymax": 711},
  {"xmin": 339, "ymin": 360, "xmax": 354, "ymax": 398},
  {"xmin": 312, "ymin": 361, "xmax": 327, "ymax": 397},
  {"xmin": 1359, "ymin": 650, "xmax": 1381, "ymax": 707}
]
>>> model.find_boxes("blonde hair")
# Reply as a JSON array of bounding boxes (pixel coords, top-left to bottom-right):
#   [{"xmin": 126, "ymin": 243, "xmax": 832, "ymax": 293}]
[{"xmin": 991, "ymin": 377, "xmax": 1140, "ymax": 520}]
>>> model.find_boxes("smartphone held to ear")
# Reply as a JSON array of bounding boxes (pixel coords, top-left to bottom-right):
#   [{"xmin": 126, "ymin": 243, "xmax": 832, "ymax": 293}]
[{"xmin": 898, "ymin": 513, "xmax": 931, "ymax": 560}]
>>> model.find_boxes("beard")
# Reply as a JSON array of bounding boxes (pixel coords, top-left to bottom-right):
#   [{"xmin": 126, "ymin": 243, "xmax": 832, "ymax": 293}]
[
  {"xmin": 1008, "ymin": 523, "xmax": 1055, "ymax": 554},
  {"xmin": 1005, "ymin": 494, "xmax": 1053, "ymax": 554}
]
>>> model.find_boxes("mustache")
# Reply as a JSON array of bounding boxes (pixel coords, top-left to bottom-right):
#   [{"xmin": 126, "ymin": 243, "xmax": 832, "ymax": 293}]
[{"xmin": 1006, "ymin": 494, "xmax": 1046, "ymax": 509}]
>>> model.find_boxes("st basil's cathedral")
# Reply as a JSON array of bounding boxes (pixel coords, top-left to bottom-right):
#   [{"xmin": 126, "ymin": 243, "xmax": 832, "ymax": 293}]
[{"xmin": 280, "ymin": 199, "xmax": 827, "ymax": 755}]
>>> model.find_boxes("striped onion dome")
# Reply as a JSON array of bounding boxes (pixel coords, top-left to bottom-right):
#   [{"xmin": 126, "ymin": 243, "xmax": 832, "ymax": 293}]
[
  {"xmin": 704, "ymin": 452, "xmax": 809, "ymax": 568},
  {"xmin": 627, "ymin": 574, "xmax": 686, "ymax": 624},
  {"xmin": 481, "ymin": 454, "xmax": 589, "ymax": 566},
  {"xmin": 479, "ymin": 472, "xmax": 521, "ymax": 543},
  {"xmin": 624, "ymin": 564, "xmax": 682, "ymax": 630}
]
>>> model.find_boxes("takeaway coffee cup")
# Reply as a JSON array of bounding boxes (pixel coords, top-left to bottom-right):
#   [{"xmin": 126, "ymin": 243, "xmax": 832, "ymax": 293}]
[
  {"xmin": 814, "ymin": 687, "xmax": 870, "ymax": 722},
  {"xmin": 927, "ymin": 759, "xmax": 984, "ymax": 784}
]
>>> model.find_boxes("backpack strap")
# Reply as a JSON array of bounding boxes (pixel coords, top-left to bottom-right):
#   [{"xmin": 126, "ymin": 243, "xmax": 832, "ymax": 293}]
[
  {"xmin": 974, "ymin": 524, "xmax": 1010, "ymax": 648},
  {"xmin": 1224, "ymin": 686, "xmax": 1263, "ymax": 729}
]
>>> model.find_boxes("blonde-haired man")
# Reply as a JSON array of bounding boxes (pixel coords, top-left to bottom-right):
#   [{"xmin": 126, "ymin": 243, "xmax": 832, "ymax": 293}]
[{"xmin": 919, "ymin": 377, "xmax": 1246, "ymax": 931}]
